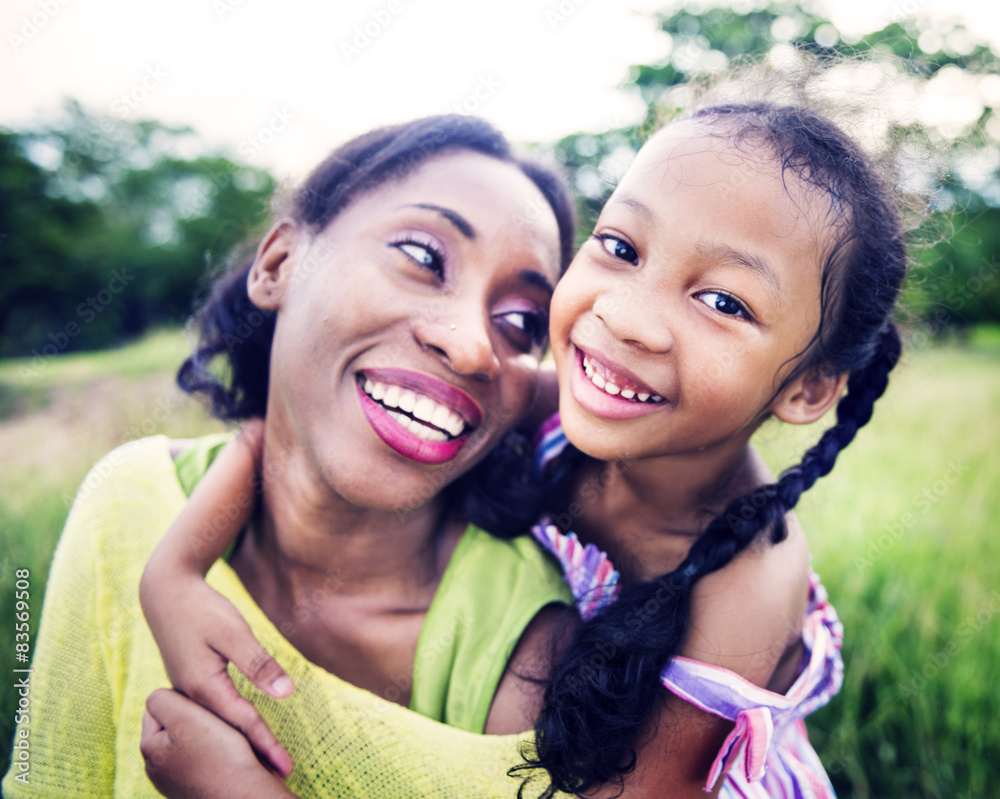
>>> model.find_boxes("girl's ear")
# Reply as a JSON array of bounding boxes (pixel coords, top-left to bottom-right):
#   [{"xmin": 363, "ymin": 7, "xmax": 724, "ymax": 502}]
[
  {"xmin": 247, "ymin": 220, "xmax": 301, "ymax": 311},
  {"xmin": 770, "ymin": 367, "xmax": 849, "ymax": 426}
]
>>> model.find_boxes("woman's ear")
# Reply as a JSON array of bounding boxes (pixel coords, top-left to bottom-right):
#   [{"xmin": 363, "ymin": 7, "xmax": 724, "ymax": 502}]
[
  {"xmin": 247, "ymin": 220, "xmax": 301, "ymax": 311},
  {"xmin": 771, "ymin": 367, "xmax": 849, "ymax": 426}
]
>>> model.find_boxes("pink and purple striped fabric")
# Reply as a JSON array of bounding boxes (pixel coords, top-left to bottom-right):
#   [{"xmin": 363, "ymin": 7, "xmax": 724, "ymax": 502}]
[{"xmin": 531, "ymin": 414, "xmax": 843, "ymax": 797}]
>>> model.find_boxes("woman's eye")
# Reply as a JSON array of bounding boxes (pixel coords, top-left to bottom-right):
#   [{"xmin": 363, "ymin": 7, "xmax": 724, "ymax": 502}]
[
  {"xmin": 697, "ymin": 291, "xmax": 750, "ymax": 320},
  {"xmin": 496, "ymin": 310, "xmax": 548, "ymax": 349},
  {"xmin": 596, "ymin": 235, "xmax": 639, "ymax": 265},
  {"xmin": 393, "ymin": 242, "xmax": 444, "ymax": 278}
]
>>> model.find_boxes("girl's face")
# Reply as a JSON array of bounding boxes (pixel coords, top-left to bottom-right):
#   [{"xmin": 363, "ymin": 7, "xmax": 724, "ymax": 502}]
[
  {"xmin": 255, "ymin": 151, "xmax": 561, "ymax": 512},
  {"xmin": 550, "ymin": 120, "xmax": 839, "ymax": 462}
]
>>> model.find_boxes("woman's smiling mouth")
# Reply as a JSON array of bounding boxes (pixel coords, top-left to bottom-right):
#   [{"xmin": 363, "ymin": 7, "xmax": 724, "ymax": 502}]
[{"xmin": 356, "ymin": 368, "xmax": 482, "ymax": 464}]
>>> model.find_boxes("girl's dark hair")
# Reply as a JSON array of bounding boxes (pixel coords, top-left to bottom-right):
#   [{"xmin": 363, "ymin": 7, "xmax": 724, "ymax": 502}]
[
  {"xmin": 178, "ymin": 115, "xmax": 575, "ymax": 536},
  {"xmin": 515, "ymin": 101, "xmax": 907, "ymax": 796}
]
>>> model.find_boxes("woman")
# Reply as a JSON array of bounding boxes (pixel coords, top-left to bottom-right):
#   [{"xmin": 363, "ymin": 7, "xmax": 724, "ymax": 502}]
[{"xmin": 0, "ymin": 115, "xmax": 576, "ymax": 798}]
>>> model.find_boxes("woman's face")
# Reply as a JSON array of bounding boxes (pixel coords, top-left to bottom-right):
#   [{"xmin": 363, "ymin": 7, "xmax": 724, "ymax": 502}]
[
  {"xmin": 255, "ymin": 151, "xmax": 561, "ymax": 513},
  {"xmin": 549, "ymin": 121, "xmax": 837, "ymax": 462}
]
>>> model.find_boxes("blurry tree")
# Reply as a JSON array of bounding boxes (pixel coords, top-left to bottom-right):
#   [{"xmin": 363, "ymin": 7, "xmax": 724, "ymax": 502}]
[
  {"xmin": 0, "ymin": 100, "xmax": 275, "ymax": 358},
  {"xmin": 549, "ymin": 1, "xmax": 1000, "ymax": 330}
]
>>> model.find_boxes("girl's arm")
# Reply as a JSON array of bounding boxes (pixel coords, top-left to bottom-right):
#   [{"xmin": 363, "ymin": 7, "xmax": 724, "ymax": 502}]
[{"xmin": 139, "ymin": 419, "xmax": 294, "ymax": 777}]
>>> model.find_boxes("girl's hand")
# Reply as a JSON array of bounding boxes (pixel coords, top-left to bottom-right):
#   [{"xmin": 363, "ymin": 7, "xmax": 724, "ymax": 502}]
[
  {"xmin": 140, "ymin": 419, "xmax": 294, "ymax": 777},
  {"xmin": 141, "ymin": 688, "xmax": 298, "ymax": 799}
]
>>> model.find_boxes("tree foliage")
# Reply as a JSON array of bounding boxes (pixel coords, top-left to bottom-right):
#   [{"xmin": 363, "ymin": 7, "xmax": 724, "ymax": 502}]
[{"xmin": 0, "ymin": 101, "xmax": 275, "ymax": 358}]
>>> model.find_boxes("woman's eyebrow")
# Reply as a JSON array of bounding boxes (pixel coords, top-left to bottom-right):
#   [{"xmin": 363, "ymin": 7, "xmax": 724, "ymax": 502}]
[
  {"xmin": 519, "ymin": 269, "xmax": 554, "ymax": 295},
  {"xmin": 399, "ymin": 203, "xmax": 476, "ymax": 239}
]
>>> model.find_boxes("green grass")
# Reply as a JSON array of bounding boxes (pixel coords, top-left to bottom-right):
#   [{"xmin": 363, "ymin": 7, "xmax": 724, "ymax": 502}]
[
  {"xmin": 1, "ymin": 328, "xmax": 999, "ymax": 796},
  {"xmin": 0, "ymin": 328, "xmax": 226, "ymax": 780}
]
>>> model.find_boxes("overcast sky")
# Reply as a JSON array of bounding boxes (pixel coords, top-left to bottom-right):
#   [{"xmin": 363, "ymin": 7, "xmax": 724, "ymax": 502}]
[{"xmin": 3, "ymin": 0, "xmax": 998, "ymax": 179}]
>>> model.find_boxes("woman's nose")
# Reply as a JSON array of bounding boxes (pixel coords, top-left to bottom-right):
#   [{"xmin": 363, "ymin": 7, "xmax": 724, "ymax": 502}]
[
  {"xmin": 593, "ymin": 289, "xmax": 674, "ymax": 353},
  {"xmin": 413, "ymin": 313, "xmax": 501, "ymax": 381}
]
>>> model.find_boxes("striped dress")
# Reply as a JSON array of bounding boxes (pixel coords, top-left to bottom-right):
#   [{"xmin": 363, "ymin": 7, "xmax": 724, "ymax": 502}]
[{"xmin": 532, "ymin": 416, "xmax": 843, "ymax": 798}]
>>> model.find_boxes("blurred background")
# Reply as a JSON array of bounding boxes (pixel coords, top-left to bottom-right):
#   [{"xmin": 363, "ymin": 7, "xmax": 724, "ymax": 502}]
[{"xmin": 2, "ymin": 0, "xmax": 998, "ymax": 795}]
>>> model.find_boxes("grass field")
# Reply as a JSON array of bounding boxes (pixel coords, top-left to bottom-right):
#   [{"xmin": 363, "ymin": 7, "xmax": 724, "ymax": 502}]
[{"xmin": 2, "ymin": 328, "xmax": 998, "ymax": 796}]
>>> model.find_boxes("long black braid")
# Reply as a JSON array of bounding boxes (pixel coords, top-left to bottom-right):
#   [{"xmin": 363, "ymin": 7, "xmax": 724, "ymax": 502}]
[{"xmin": 514, "ymin": 101, "xmax": 909, "ymax": 797}]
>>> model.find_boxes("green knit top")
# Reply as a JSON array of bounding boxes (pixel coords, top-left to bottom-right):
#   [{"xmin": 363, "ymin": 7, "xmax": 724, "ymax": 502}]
[{"xmin": 2, "ymin": 436, "xmax": 574, "ymax": 798}]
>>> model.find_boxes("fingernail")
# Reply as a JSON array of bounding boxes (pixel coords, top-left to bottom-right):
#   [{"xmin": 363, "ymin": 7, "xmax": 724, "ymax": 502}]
[{"xmin": 269, "ymin": 676, "xmax": 294, "ymax": 697}]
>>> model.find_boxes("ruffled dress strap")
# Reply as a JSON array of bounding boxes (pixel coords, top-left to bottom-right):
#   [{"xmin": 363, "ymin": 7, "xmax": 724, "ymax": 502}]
[
  {"xmin": 659, "ymin": 571, "xmax": 844, "ymax": 795},
  {"xmin": 530, "ymin": 519, "xmax": 619, "ymax": 621},
  {"xmin": 532, "ymin": 412, "xmax": 570, "ymax": 479},
  {"xmin": 530, "ymin": 413, "xmax": 621, "ymax": 620}
]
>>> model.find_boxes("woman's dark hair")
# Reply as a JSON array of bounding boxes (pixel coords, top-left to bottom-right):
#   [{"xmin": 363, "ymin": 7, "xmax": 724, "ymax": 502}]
[
  {"xmin": 178, "ymin": 115, "xmax": 575, "ymax": 536},
  {"xmin": 514, "ymin": 101, "xmax": 907, "ymax": 796}
]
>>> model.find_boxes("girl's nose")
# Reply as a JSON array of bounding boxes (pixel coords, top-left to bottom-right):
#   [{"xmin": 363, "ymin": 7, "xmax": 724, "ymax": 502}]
[
  {"xmin": 413, "ymin": 313, "xmax": 501, "ymax": 381},
  {"xmin": 593, "ymin": 289, "xmax": 674, "ymax": 353}
]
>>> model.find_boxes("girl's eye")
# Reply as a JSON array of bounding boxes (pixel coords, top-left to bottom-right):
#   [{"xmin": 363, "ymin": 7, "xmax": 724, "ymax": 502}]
[
  {"xmin": 495, "ymin": 309, "xmax": 549, "ymax": 350},
  {"xmin": 392, "ymin": 241, "xmax": 445, "ymax": 278},
  {"xmin": 696, "ymin": 291, "xmax": 751, "ymax": 320},
  {"xmin": 595, "ymin": 234, "xmax": 639, "ymax": 265}
]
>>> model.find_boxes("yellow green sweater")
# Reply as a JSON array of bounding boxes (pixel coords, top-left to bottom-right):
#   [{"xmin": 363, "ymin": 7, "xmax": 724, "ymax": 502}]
[{"xmin": 2, "ymin": 436, "xmax": 572, "ymax": 798}]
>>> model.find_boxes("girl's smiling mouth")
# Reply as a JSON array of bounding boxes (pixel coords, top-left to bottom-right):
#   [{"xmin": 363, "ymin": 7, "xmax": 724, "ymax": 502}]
[
  {"xmin": 569, "ymin": 345, "xmax": 668, "ymax": 421},
  {"xmin": 356, "ymin": 367, "xmax": 483, "ymax": 465}
]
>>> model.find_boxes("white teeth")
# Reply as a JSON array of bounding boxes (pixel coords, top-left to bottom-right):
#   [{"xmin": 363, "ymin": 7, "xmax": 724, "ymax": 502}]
[
  {"xmin": 383, "ymin": 385, "xmax": 401, "ymax": 408},
  {"xmin": 413, "ymin": 396, "xmax": 435, "ymax": 423},
  {"xmin": 446, "ymin": 414, "xmax": 465, "ymax": 437},
  {"xmin": 409, "ymin": 419, "xmax": 447, "ymax": 442},
  {"xmin": 387, "ymin": 410, "xmax": 410, "ymax": 429},
  {"xmin": 362, "ymin": 378, "xmax": 469, "ymax": 439},
  {"xmin": 398, "ymin": 390, "xmax": 417, "ymax": 413},
  {"xmin": 583, "ymin": 356, "xmax": 662, "ymax": 404},
  {"xmin": 431, "ymin": 404, "xmax": 451, "ymax": 430}
]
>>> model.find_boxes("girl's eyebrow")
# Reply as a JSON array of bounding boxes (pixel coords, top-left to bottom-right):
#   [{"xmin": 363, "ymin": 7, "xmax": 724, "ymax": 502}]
[
  {"xmin": 398, "ymin": 203, "xmax": 476, "ymax": 239},
  {"xmin": 696, "ymin": 243, "xmax": 781, "ymax": 299},
  {"xmin": 608, "ymin": 195, "xmax": 654, "ymax": 224}
]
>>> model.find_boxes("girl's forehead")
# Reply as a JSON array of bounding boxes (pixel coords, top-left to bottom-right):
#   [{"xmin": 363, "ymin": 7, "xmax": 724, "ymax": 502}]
[
  {"xmin": 615, "ymin": 119, "xmax": 832, "ymax": 232},
  {"xmin": 629, "ymin": 120, "xmax": 776, "ymax": 184}
]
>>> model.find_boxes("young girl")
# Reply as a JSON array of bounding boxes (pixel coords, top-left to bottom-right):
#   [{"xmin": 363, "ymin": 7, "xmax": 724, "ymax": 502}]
[{"xmin": 139, "ymin": 92, "xmax": 907, "ymax": 798}]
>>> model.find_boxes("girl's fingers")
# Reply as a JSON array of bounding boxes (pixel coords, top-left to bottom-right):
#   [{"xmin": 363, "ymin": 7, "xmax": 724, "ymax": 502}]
[
  {"xmin": 189, "ymin": 670, "xmax": 294, "ymax": 778},
  {"xmin": 228, "ymin": 618, "xmax": 295, "ymax": 699}
]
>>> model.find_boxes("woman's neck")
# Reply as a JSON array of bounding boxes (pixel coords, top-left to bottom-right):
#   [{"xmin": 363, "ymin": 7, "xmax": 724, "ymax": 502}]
[
  {"xmin": 234, "ymin": 421, "xmax": 463, "ymax": 609},
  {"xmin": 565, "ymin": 438, "xmax": 761, "ymax": 585}
]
